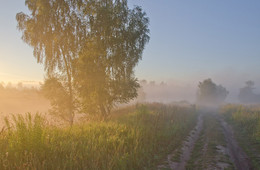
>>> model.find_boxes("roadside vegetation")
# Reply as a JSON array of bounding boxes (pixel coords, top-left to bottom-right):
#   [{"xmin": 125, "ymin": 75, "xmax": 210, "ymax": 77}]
[
  {"xmin": 0, "ymin": 103, "xmax": 197, "ymax": 169},
  {"xmin": 220, "ymin": 104, "xmax": 260, "ymax": 169}
]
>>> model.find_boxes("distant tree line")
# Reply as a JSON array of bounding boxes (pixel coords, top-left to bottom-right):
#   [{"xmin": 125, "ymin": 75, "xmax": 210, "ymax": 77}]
[
  {"xmin": 0, "ymin": 82, "xmax": 39, "ymax": 92},
  {"xmin": 0, "ymin": 82, "xmax": 42, "ymax": 101},
  {"xmin": 196, "ymin": 78, "xmax": 260, "ymax": 106}
]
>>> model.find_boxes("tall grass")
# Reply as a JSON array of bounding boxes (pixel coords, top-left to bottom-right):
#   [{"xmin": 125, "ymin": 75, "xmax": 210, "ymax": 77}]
[
  {"xmin": 221, "ymin": 104, "xmax": 260, "ymax": 142},
  {"xmin": 220, "ymin": 104, "xmax": 260, "ymax": 168},
  {"xmin": 0, "ymin": 103, "xmax": 197, "ymax": 169}
]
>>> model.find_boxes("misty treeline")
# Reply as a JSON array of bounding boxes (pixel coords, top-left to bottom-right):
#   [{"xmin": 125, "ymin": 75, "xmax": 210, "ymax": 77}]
[
  {"xmin": 196, "ymin": 78, "xmax": 229, "ymax": 107},
  {"xmin": 138, "ymin": 78, "xmax": 255, "ymax": 107},
  {"xmin": 16, "ymin": 0, "xmax": 149, "ymax": 124},
  {"xmin": 238, "ymin": 80, "xmax": 260, "ymax": 104},
  {"xmin": 137, "ymin": 78, "xmax": 229, "ymax": 106},
  {"xmin": 195, "ymin": 79, "xmax": 260, "ymax": 106},
  {"xmin": 0, "ymin": 82, "xmax": 40, "ymax": 93},
  {"xmin": 0, "ymin": 81, "xmax": 42, "ymax": 104},
  {"xmin": 136, "ymin": 78, "xmax": 260, "ymax": 106}
]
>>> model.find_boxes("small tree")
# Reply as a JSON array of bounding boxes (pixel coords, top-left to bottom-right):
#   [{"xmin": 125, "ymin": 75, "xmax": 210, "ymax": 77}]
[
  {"xmin": 197, "ymin": 78, "xmax": 228, "ymax": 106},
  {"xmin": 74, "ymin": 1, "xmax": 150, "ymax": 118},
  {"xmin": 41, "ymin": 76, "xmax": 76, "ymax": 123},
  {"xmin": 238, "ymin": 80, "xmax": 260, "ymax": 103}
]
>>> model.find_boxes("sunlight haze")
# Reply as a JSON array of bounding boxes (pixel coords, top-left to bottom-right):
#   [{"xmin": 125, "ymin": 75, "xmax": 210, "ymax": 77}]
[
  {"xmin": 0, "ymin": 1, "xmax": 260, "ymax": 169},
  {"xmin": 1, "ymin": 0, "xmax": 260, "ymax": 102}
]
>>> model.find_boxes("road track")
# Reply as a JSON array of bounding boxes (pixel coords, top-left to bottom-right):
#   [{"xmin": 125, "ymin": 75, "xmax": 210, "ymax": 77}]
[{"xmin": 158, "ymin": 113, "xmax": 253, "ymax": 170}]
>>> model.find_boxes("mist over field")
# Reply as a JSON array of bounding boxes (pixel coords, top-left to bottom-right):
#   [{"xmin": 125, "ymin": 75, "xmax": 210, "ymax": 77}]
[
  {"xmin": 138, "ymin": 72, "xmax": 260, "ymax": 104},
  {"xmin": 2, "ymin": 70, "xmax": 260, "ymax": 116},
  {"xmin": 1, "ymin": 0, "xmax": 260, "ymax": 169}
]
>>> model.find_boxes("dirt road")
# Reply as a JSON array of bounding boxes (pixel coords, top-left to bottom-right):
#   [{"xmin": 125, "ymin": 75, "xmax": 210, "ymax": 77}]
[
  {"xmin": 219, "ymin": 117, "xmax": 253, "ymax": 170},
  {"xmin": 158, "ymin": 113, "xmax": 254, "ymax": 170}
]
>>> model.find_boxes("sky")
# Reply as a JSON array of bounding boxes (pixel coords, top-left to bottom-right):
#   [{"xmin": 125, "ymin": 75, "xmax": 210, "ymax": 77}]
[{"xmin": 1, "ymin": 0, "xmax": 260, "ymax": 101}]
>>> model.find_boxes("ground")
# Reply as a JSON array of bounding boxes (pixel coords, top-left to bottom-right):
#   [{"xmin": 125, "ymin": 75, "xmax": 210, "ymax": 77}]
[{"xmin": 158, "ymin": 112, "xmax": 254, "ymax": 170}]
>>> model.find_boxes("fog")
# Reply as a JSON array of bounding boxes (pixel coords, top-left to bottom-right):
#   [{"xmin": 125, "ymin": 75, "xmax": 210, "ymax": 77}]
[
  {"xmin": 136, "ymin": 71, "xmax": 260, "ymax": 105},
  {"xmin": 0, "ymin": 83, "xmax": 50, "ymax": 128},
  {"xmin": 2, "ymin": 70, "xmax": 260, "ymax": 121},
  {"xmin": 137, "ymin": 80, "xmax": 196, "ymax": 103}
]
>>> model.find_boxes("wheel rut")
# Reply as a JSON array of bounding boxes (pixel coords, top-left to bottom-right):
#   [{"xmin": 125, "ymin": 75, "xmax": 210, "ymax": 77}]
[
  {"xmin": 158, "ymin": 113, "xmax": 253, "ymax": 170},
  {"xmin": 158, "ymin": 114, "xmax": 204, "ymax": 170},
  {"xmin": 218, "ymin": 116, "xmax": 253, "ymax": 170}
]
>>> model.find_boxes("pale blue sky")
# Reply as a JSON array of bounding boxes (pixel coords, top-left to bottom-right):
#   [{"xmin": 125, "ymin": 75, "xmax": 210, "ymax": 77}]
[
  {"xmin": 129, "ymin": 0, "xmax": 260, "ymax": 82},
  {"xmin": 1, "ymin": 0, "xmax": 260, "ymax": 92}
]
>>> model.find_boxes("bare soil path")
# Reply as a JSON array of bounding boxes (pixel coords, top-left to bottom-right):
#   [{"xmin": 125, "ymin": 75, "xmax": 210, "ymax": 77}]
[
  {"xmin": 158, "ymin": 113, "xmax": 254, "ymax": 170},
  {"xmin": 158, "ymin": 114, "xmax": 204, "ymax": 170},
  {"xmin": 218, "ymin": 116, "xmax": 253, "ymax": 170}
]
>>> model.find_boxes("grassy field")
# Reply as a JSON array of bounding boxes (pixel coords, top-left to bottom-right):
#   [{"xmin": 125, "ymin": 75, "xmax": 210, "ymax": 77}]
[
  {"xmin": 220, "ymin": 104, "xmax": 260, "ymax": 169},
  {"xmin": 0, "ymin": 103, "xmax": 197, "ymax": 170}
]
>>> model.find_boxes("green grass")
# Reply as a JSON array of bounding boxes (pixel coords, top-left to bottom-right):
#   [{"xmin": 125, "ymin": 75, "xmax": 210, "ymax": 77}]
[
  {"xmin": 220, "ymin": 104, "xmax": 260, "ymax": 169},
  {"xmin": 0, "ymin": 103, "xmax": 197, "ymax": 170}
]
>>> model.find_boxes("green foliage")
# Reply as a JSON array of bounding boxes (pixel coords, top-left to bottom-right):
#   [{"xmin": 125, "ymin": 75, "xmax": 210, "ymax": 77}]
[
  {"xmin": 0, "ymin": 113, "xmax": 47, "ymax": 169},
  {"xmin": 74, "ymin": 0, "xmax": 150, "ymax": 118},
  {"xmin": 16, "ymin": 0, "xmax": 87, "ymax": 124},
  {"xmin": 41, "ymin": 77, "xmax": 75, "ymax": 124},
  {"xmin": 221, "ymin": 105, "xmax": 260, "ymax": 142},
  {"xmin": 0, "ymin": 104, "xmax": 196, "ymax": 169},
  {"xmin": 220, "ymin": 104, "xmax": 260, "ymax": 168},
  {"xmin": 17, "ymin": 0, "xmax": 150, "ymax": 121},
  {"xmin": 16, "ymin": 0, "xmax": 86, "ymax": 73}
]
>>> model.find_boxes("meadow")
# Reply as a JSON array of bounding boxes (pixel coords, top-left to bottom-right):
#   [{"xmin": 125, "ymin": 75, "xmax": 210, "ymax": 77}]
[
  {"xmin": 220, "ymin": 104, "xmax": 260, "ymax": 169},
  {"xmin": 0, "ymin": 103, "xmax": 197, "ymax": 170}
]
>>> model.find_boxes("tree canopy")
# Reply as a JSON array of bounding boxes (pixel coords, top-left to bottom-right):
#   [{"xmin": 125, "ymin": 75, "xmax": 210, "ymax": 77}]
[
  {"xmin": 74, "ymin": 1, "xmax": 150, "ymax": 118},
  {"xmin": 17, "ymin": 0, "xmax": 149, "ymax": 121}
]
